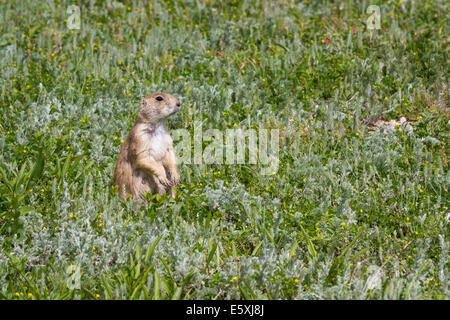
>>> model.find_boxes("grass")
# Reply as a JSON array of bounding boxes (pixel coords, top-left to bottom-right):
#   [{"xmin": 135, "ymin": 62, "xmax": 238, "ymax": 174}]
[{"xmin": 0, "ymin": 0, "xmax": 448, "ymax": 300}]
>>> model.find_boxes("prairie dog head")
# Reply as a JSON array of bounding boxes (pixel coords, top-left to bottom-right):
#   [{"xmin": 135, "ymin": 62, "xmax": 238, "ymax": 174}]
[{"xmin": 138, "ymin": 92, "xmax": 181, "ymax": 123}]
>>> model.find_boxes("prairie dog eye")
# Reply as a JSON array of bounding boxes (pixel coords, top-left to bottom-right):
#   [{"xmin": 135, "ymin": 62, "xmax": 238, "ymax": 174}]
[{"xmin": 155, "ymin": 96, "xmax": 164, "ymax": 101}]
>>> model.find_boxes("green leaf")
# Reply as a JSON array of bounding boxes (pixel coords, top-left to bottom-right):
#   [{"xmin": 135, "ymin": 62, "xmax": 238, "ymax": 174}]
[
  {"xmin": 144, "ymin": 235, "xmax": 163, "ymax": 265},
  {"xmin": 238, "ymin": 284, "xmax": 250, "ymax": 300},
  {"xmin": 242, "ymin": 279, "xmax": 258, "ymax": 299},
  {"xmin": 158, "ymin": 255, "xmax": 174, "ymax": 282},
  {"xmin": 27, "ymin": 151, "xmax": 45, "ymax": 189},
  {"xmin": 130, "ymin": 283, "xmax": 143, "ymax": 300},
  {"xmin": 274, "ymin": 42, "xmax": 289, "ymax": 52},
  {"xmin": 206, "ymin": 241, "xmax": 217, "ymax": 269},
  {"xmin": 326, "ymin": 234, "xmax": 361, "ymax": 283},
  {"xmin": 181, "ymin": 269, "xmax": 195, "ymax": 288},
  {"xmin": 251, "ymin": 241, "xmax": 263, "ymax": 256},
  {"xmin": 18, "ymin": 206, "xmax": 35, "ymax": 214},
  {"xmin": 263, "ymin": 226, "xmax": 275, "ymax": 245},
  {"xmin": 153, "ymin": 271, "xmax": 160, "ymax": 300},
  {"xmin": 101, "ymin": 277, "xmax": 113, "ymax": 300},
  {"xmin": 0, "ymin": 166, "xmax": 12, "ymax": 190},
  {"xmin": 288, "ymin": 240, "xmax": 298, "ymax": 261},
  {"xmin": 299, "ymin": 224, "xmax": 317, "ymax": 259},
  {"xmin": 171, "ymin": 286, "xmax": 182, "ymax": 300},
  {"xmin": 14, "ymin": 162, "xmax": 28, "ymax": 192},
  {"xmin": 135, "ymin": 244, "xmax": 142, "ymax": 262}
]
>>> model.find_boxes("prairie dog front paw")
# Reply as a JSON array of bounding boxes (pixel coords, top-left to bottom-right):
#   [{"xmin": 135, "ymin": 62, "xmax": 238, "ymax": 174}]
[
  {"xmin": 169, "ymin": 170, "xmax": 179, "ymax": 187},
  {"xmin": 157, "ymin": 175, "xmax": 171, "ymax": 187}
]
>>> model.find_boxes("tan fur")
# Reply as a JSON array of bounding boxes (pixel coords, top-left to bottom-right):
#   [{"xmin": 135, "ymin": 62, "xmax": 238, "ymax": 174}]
[{"xmin": 113, "ymin": 92, "xmax": 180, "ymax": 202}]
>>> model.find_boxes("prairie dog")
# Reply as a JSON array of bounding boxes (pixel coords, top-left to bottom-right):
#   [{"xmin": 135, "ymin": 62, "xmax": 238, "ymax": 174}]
[{"xmin": 113, "ymin": 92, "xmax": 180, "ymax": 201}]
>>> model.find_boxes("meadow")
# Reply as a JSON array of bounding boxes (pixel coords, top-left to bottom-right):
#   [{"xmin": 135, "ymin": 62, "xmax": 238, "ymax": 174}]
[{"xmin": 0, "ymin": 0, "xmax": 448, "ymax": 299}]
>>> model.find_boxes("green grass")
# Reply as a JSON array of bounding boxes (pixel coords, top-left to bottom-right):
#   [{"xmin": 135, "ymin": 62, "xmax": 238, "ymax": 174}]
[{"xmin": 0, "ymin": 0, "xmax": 448, "ymax": 299}]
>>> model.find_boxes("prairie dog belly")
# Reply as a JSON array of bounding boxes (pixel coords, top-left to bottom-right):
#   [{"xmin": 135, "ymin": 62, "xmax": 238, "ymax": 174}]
[
  {"xmin": 144, "ymin": 125, "xmax": 173, "ymax": 161},
  {"xmin": 131, "ymin": 125, "xmax": 173, "ymax": 197}
]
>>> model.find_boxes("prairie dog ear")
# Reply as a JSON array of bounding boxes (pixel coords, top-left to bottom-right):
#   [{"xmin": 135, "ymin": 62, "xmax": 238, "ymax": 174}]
[
  {"xmin": 137, "ymin": 98, "xmax": 150, "ymax": 121},
  {"xmin": 139, "ymin": 98, "xmax": 147, "ymax": 110},
  {"xmin": 139, "ymin": 98, "xmax": 153, "ymax": 115}
]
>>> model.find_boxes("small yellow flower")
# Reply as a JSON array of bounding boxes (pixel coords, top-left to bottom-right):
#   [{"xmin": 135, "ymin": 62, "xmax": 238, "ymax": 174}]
[
  {"xmin": 96, "ymin": 294, "xmax": 100, "ymax": 298},
  {"xmin": 294, "ymin": 278, "xmax": 299, "ymax": 283},
  {"xmin": 98, "ymin": 222, "xmax": 103, "ymax": 228},
  {"xmin": 28, "ymin": 293, "xmax": 32, "ymax": 297}
]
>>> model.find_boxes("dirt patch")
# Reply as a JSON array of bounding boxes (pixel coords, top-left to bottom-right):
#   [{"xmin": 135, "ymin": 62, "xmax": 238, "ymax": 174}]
[{"xmin": 366, "ymin": 117, "xmax": 414, "ymax": 134}]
